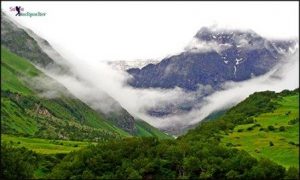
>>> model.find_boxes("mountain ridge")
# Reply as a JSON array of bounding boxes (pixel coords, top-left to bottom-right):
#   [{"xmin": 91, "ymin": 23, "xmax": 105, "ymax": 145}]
[{"xmin": 127, "ymin": 27, "xmax": 298, "ymax": 91}]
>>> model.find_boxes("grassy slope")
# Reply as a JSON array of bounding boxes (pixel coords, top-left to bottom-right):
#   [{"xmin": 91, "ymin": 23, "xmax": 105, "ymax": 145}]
[
  {"xmin": 221, "ymin": 94, "xmax": 299, "ymax": 168},
  {"xmin": 1, "ymin": 134, "xmax": 94, "ymax": 154},
  {"xmin": 135, "ymin": 120, "xmax": 173, "ymax": 139},
  {"xmin": 1, "ymin": 46, "xmax": 170, "ymax": 143},
  {"xmin": 1, "ymin": 46, "xmax": 131, "ymax": 139}
]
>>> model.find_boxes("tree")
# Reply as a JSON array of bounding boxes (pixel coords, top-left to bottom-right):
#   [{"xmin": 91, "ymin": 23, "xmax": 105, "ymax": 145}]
[
  {"xmin": 226, "ymin": 170, "xmax": 239, "ymax": 179},
  {"xmin": 285, "ymin": 167, "xmax": 299, "ymax": 180},
  {"xmin": 244, "ymin": 158, "xmax": 285, "ymax": 179},
  {"xmin": 268, "ymin": 125, "xmax": 275, "ymax": 131},
  {"xmin": 183, "ymin": 156, "xmax": 201, "ymax": 178},
  {"xmin": 1, "ymin": 143, "xmax": 37, "ymax": 179},
  {"xmin": 279, "ymin": 126, "xmax": 285, "ymax": 131}
]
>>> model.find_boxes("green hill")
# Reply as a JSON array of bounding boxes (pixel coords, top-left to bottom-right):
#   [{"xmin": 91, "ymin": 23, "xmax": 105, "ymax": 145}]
[
  {"xmin": 1, "ymin": 46, "xmax": 172, "ymax": 142},
  {"xmin": 182, "ymin": 89, "xmax": 299, "ymax": 169},
  {"xmin": 221, "ymin": 93, "xmax": 299, "ymax": 168},
  {"xmin": 135, "ymin": 120, "xmax": 173, "ymax": 139},
  {"xmin": 1, "ymin": 46, "xmax": 131, "ymax": 140}
]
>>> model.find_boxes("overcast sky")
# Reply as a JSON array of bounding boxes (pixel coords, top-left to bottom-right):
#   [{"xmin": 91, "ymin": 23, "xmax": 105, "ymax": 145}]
[{"xmin": 2, "ymin": 1, "xmax": 299, "ymax": 61}]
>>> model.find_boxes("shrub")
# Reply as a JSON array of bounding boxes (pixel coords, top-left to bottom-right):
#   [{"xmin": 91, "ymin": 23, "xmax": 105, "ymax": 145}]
[
  {"xmin": 247, "ymin": 127, "xmax": 254, "ymax": 131},
  {"xmin": 253, "ymin": 123, "xmax": 261, "ymax": 127},
  {"xmin": 237, "ymin": 129, "xmax": 244, "ymax": 132},
  {"xmin": 245, "ymin": 118, "xmax": 255, "ymax": 124},
  {"xmin": 1, "ymin": 143, "xmax": 38, "ymax": 179},
  {"xmin": 255, "ymin": 148, "xmax": 260, "ymax": 153},
  {"xmin": 285, "ymin": 167, "xmax": 299, "ymax": 179},
  {"xmin": 226, "ymin": 142, "xmax": 234, "ymax": 147},
  {"xmin": 279, "ymin": 126, "xmax": 285, "ymax": 131},
  {"xmin": 268, "ymin": 125, "xmax": 275, "ymax": 131},
  {"xmin": 259, "ymin": 128, "xmax": 265, "ymax": 131},
  {"xmin": 288, "ymin": 118, "xmax": 299, "ymax": 125},
  {"xmin": 269, "ymin": 141, "xmax": 274, "ymax": 146},
  {"xmin": 288, "ymin": 141, "xmax": 295, "ymax": 146}
]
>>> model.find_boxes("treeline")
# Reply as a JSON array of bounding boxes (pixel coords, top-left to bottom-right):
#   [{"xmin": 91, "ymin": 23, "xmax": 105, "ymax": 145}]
[
  {"xmin": 48, "ymin": 137, "xmax": 299, "ymax": 179},
  {"xmin": 1, "ymin": 138, "xmax": 298, "ymax": 179}
]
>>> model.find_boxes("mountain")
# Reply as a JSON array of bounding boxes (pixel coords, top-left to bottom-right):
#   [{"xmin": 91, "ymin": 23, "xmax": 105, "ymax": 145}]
[
  {"xmin": 127, "ymin": 27, "xmax": 298, "ymax": 91},
  {"xmin": 126, "ymin": 27, "xmax": 298, "ymax": 121},
  {"xmin": 1, "ymin": 12, "xmax": 171, "ymax": 139}
]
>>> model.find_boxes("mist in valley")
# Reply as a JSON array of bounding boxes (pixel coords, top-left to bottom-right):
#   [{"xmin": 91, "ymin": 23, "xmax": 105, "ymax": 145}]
[{"xmin": 34, "ymin": 38, "xmax": 299, "ymax": 134}]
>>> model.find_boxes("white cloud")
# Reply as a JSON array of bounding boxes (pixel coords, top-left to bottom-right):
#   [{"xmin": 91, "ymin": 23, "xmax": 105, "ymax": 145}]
[
  {"xmin": 185, "ymin": 37, "xmax": 233, "ymax": 53},
  {"xmin": 1, "ymin": 1, "xmax": 299, "ymax": 62}
]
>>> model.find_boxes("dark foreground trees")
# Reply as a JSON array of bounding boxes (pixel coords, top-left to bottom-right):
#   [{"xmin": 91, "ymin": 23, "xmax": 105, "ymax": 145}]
[
  {"xmin": 1, "ymin": 143, "xmax": 38, "ymax": 179},
  {"xmin": 46, "ymin": 137, "xmax": 290, "ymax": 179},
  {"xmin": 1, "ymin": 137, "xmax": 297, "ymax": 179}
]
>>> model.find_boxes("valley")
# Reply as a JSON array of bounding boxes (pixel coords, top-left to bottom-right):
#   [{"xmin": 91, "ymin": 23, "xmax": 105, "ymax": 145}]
[{"xmin": 1, "ymin": 3, "xmax": 299, "ymax": 179}]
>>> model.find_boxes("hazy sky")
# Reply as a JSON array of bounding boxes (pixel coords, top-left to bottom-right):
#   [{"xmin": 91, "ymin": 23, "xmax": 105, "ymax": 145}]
[{"xmin": 2, "ymin": 1, "xmax": 299, "ymax": 61}]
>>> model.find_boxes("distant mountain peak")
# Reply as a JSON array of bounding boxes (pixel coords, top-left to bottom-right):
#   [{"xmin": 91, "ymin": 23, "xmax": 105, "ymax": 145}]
[
  {"xmin": 186, "ymin": 27, "xmax": 267, "ymax": 53},
  {"xmin": 128, "ymin": 26, "xmax": 298, "ymax": 92},
  {"xmin": 185, "ymin": 26, "xmax": 298, "ymax": 59},
  {"xmin": 194, "ymin": 26, "xmax": 261, "ymax": 41}
]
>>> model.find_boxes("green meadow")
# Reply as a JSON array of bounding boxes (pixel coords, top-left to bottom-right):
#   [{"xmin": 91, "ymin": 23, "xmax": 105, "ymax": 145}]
[
  {"xmin": 222, "ymin": 94, "xmax": 299, "ymax": 168},
  {"xmin": 1, "ymin": 134, "xmax": 95, "ymax": 154}
]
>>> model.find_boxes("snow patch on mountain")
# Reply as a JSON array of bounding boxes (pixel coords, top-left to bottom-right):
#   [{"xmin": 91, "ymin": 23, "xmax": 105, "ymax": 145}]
[{"xmin": 185, "ymin": 37, "xmax": 232, "ymax": 53}]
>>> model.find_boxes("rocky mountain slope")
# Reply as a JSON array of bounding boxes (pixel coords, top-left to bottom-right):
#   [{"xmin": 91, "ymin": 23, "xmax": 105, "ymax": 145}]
[{"xmin": 126, "ymin": 27, "xmax": 298, "ymax": 120}]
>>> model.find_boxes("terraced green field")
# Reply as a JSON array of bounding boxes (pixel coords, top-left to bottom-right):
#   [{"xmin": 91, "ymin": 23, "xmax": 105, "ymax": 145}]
[
  {"xmin": 222, "ymin": 94, "xmax": 299, "ymax": 168},
  {"xmin": 1, "ymin": 134, "xmax": 94, "ymax": 154}
]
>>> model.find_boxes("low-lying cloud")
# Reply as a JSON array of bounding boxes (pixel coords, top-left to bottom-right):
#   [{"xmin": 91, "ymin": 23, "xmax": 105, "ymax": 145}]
[{"xmin": 30, "ymin": 28, "xmax": 299, "ymax": 135}]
